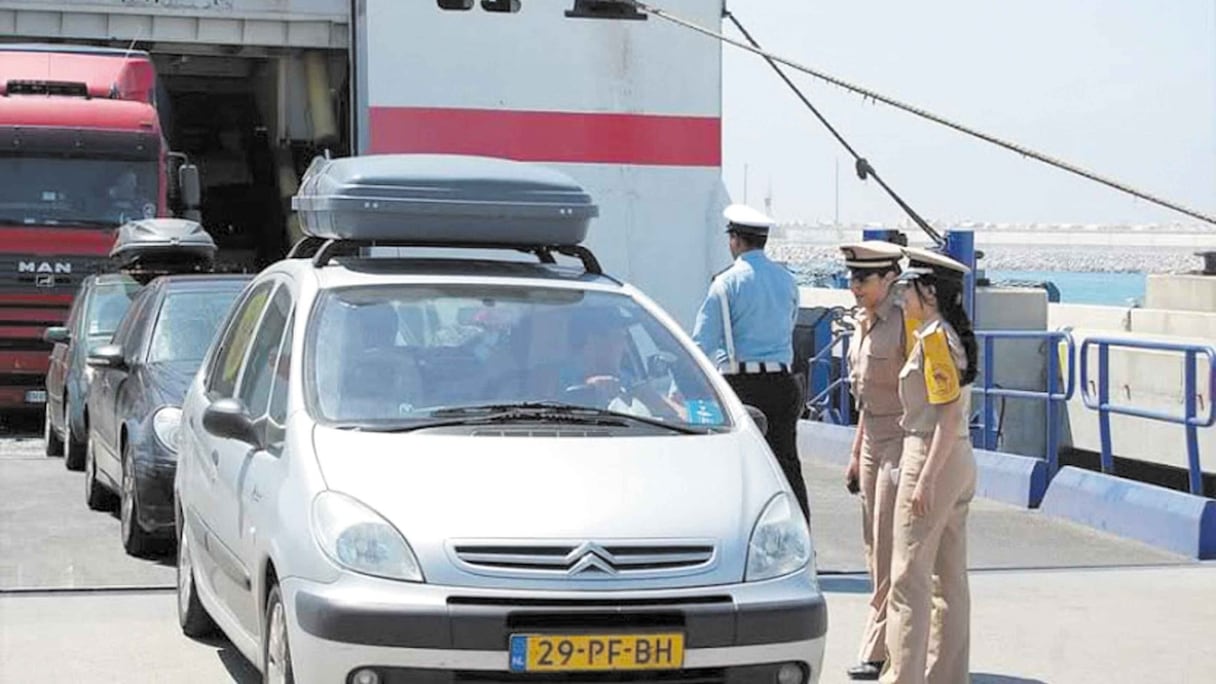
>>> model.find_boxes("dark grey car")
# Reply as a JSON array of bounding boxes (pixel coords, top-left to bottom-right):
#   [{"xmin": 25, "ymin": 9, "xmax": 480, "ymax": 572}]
[
  {"xmin": 43, "ymin": 273, "xmax": 141, "ymax": 468},
  {"xmin": 84, "ymin": 273, "xmax": 250, "ymax": 556}
]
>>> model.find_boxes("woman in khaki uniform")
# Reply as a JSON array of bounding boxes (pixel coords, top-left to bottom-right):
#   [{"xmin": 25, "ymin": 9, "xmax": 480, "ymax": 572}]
[
  {"xmin": 883, "ymin": 247, "xmax": 977, "ymax": 684},
  {"xmin": 839, "ymin": 241, "xmax": 908, "ymax": 681}
]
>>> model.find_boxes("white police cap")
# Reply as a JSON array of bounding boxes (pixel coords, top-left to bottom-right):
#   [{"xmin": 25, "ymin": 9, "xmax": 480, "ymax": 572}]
[
  {"xmin": 723, "ymin": 203, "xmax": 775, "ymax": 236},
  {"xmin": 839, "ymin": 240, "xmax": 903, "ymax": 270},
  {"xmin": 897, "ymin": 245, "xmax": 970, "ymax": 282}
]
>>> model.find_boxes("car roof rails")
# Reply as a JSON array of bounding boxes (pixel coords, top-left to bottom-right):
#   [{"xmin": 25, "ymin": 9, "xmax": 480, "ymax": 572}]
[{"xmin": 286, "ymin": 236, "xmax": 603, "ymax": 274}]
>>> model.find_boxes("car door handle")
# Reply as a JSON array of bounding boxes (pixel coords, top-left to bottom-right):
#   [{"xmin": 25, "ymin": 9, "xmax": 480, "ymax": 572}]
[
  {"xmin": 250, "ymin": 486, "xmax": 263, "ymax": 503},
  {"xmin": 210, "ymin": 450, "xmax": 219, "ymax": 467}
]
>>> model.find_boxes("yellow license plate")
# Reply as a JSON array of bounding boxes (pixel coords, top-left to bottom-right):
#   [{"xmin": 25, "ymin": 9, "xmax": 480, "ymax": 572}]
[{"xmin": 508, "ymin": 633, "xmax": 685, "ymax": 672}]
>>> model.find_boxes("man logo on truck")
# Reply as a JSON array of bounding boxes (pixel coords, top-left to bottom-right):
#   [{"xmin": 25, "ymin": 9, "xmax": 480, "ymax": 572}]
[{"xmin": 18, "ymin": 262, "xmax": 72, "ymax": 274}]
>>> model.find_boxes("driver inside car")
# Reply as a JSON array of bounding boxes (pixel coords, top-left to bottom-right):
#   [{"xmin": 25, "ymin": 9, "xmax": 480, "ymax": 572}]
[{"xmin": 562, "ymin": 311, "xmax": 684, "ymax": 420}]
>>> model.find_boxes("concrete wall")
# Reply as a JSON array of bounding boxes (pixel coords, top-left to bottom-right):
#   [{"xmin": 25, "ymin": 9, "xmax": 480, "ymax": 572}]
[{"xmin": 1147, "ymin": 275, "xmax": 1216, "ymax": 313}]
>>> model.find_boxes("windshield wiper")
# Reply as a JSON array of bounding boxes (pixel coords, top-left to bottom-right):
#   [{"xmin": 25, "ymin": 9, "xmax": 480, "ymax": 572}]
[{"xmin": 429, "ymin": 402, "xmax": 715, "ymax": 435}]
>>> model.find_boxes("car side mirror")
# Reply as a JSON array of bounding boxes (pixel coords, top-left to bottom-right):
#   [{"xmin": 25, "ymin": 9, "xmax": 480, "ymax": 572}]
[
  {"xmin": 203, "ymin": 398, "xmax": 263, "ymax": 448},
  {"xmin": 178, "ymin": 163, "xmax": 202, "ymax": 222},
  {"xmin": 43, "ymin": 326, "xmax": 70, "ymax": 345},
  {"xmin": 744, "ymin": 405, "xmax": 768, "ymax": 436},
  {"xmin": 87, "ymin": 344, "xmax": 126, "ymax": 370}
]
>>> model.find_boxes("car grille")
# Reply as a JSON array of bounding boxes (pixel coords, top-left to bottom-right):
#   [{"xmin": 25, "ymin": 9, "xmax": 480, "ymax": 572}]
[{"xmin": 452, "ymin": 542, "xmax": 716, "ymax": 578}]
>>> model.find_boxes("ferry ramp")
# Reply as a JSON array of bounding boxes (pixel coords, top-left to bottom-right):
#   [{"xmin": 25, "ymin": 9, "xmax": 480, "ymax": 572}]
[{"xmin": 1, "ymin": 423, "xmax": 1213, "ymax": 683}]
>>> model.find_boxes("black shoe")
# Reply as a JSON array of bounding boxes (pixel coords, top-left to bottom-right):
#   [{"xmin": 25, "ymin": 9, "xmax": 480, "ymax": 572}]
[{"xmin": 846, "ymin": 661, "xmax": 884, "ymax": 680}]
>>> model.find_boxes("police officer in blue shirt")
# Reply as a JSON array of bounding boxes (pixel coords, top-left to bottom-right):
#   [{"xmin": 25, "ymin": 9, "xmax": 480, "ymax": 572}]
[{"xmin": 693, "ymin": 204, "xmax": 808, "ymax": 520}]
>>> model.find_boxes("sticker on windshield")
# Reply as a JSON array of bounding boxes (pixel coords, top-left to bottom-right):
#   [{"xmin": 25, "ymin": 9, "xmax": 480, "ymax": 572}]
[{"xmin": 684, "ymin": 400, "xmax": 724, "ymax": 425}]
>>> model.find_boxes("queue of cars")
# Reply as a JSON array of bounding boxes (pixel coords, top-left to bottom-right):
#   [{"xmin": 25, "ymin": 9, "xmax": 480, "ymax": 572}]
[{"xmin": 41, "ymin": 154, "xmax": 827, "ymax": 684}]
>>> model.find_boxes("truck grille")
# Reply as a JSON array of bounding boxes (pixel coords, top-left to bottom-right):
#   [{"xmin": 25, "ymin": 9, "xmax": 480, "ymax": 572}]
[
  {"xmin": 452, "ymin": 541, "xmax": 716, "ymax": 578},
  {"xmin": 0, "ymin": 254, "xmax": 108, "ymax": 296}
]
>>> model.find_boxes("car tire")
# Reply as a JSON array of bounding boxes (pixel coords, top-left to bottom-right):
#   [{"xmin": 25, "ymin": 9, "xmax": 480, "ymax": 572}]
[
  {"xmin": 120, "ymin": 444, "xmax": 156, "ymax": 557},
  {"xmin": 63, "ymin": 403, "xmax": 86, "ymax": 471},
  {"xmin": 84, "ymin": 438, "xmax": 116, "ymax": 511},
  {"xmin": 263, "ymin": 584, "xmax": 295, "ymax": 684},
  {"xmin": 177, "ymin": 510, "xmax": 217, "ymax": 638},
  {"xmin": 44, "ymin": 406, "xmax": 64, "ymax": 457}
]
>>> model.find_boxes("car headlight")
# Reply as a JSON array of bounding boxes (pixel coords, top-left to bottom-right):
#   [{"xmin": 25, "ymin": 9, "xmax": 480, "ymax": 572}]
[
  {"xmin": 151, "ymin": 406, "xmax": 182, "ymax": 453},
  {"xmin": 311, "ymin": 491, "xmax": 424, "ymax": 582},
  {"xmin": 745, "ymin": 493, "xmax": 813, "ymax": 582}
]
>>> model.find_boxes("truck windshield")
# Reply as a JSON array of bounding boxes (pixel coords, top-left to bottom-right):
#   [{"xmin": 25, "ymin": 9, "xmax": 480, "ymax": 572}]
[{"xmin": 0, "ymin": 157, "xmax": 158, "ymax": 227}]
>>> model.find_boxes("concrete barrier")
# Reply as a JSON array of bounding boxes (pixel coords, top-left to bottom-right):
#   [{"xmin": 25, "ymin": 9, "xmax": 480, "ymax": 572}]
[
  {"xmin": 1040, "ymin": 466, "xmax": 1216, "ymax": 559},
  {"xmin": 974, "ymin": 449, "xmax": 1049, "ymax": 508},
  {"xmin": 796, "ymin": 420, "xmax": 1049, "ymax": 509}
]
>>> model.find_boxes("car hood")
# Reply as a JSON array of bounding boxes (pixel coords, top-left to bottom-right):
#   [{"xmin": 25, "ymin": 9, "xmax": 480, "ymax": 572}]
[{"xmin": 311, "ymin": 425, "xmax": 783, "ymax": 588}]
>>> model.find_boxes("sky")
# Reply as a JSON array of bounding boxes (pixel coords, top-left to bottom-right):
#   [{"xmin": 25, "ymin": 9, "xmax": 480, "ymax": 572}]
[{"xmin": 718, "ymin": 1, "xmax": 1216, "ymax": 228}]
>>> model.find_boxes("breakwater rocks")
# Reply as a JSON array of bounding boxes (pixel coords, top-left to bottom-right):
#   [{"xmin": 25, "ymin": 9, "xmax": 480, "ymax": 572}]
[{"xmin": 770, "ymin": 242, "xmax": 1204, "ymax": 275}]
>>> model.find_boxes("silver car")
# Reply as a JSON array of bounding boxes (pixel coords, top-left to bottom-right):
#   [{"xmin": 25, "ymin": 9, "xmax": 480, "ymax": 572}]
[{"xmin": 175, "ymin": 161, "xmax": 825, "ymax": 684}]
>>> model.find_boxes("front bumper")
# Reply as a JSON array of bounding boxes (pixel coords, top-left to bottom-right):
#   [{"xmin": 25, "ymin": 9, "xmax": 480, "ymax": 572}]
[
  {"xmin": 282, "ymin": 571, "xmax": 826, "ymax": 684},
  {"xmin": 133, "ymin": 455, "xmax": 176, "ymax": 535}
]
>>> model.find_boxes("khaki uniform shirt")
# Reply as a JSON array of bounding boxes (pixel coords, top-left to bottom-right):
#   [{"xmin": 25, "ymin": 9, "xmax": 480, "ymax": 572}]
[
  {"xmin": 899, "ymin": 318, "xmax": 971, "ymax": 437},
  {"xmin": 848, "ymin": 290, "xmax": 908, "ymax": 440}
]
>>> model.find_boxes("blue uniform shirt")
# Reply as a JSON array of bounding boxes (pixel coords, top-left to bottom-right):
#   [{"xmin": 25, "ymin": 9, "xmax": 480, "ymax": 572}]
[{"xmin": 692, "ymin": 250, "xmax": 799, "ymax": 369}]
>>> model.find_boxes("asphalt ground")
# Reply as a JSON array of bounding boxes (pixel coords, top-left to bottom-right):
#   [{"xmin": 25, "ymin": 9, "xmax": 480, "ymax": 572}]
[{"xmin": 1, "ymin": 418, "xmax": 1211, "ymax": 683}]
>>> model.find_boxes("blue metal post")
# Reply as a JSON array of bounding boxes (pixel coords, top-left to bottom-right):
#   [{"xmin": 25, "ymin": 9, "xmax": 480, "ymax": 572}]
[
  {"xmin": 982, "ymin": 336, "xmax": 996, "ymax": 450},
  {"xmin": 943, "ymin": 230, "xmax": 976, "ymax": 318},
  {"xmin": 810, "ymin": 313, "xmax": 833, "ymax": 413},
  {"xmin": 838, "ymin": 332, "xmax": 853, "ymax": 424},
  {"xmin": 1046, "ymin": 340, "xmax": 1061, "ymax": 479},
  {"xmin": 1097, "ymin": 343, "xmax": 1114, "ymax": 475},
  {"xmin": 1184, "ymin": 350, "xmax": 1202, "ymax": 495}
]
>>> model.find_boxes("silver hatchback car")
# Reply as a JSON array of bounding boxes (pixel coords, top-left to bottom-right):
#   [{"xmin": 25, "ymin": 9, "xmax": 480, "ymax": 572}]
[{"xmin": 174, "ymin": 155, "xmax": 826, "ymax": 684}]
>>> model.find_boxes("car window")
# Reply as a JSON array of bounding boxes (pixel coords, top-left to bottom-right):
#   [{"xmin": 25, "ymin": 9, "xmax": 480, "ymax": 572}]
[
  {"xmin": 147, "ymin": 286, "xmax": 244, "ymax": 364},
  {"xmin": 235, "ymin": 286, "xmax": 292, "ymax": 418},
  {"xmin": 85, "ymin": 280, "xmax": 140, "ymax": 340},
  {"xmin": 109, "ymin": 286, "xmax": 153, "ymax": 352},
  {"xmin": 208, "ymin": 281, "xmax": 273, "ymax": 398},
  {"xmin": 306, "ymin": 284, "xmax": 730, "ymax": 429},
  {"xmin": 267, "ymin": 316, "xmax": 294, "ymax": 426}
]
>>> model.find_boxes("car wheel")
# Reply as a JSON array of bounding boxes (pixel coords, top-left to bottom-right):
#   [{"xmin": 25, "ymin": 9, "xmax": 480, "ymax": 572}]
[
  {"xmin": 263, "ymin": 584, "xmax": 295, "ymax": 684},
  {"xmin": 63, "ymin": 404, "xmax": 86, "ymax": 471},
  {"xmin": 120, "ymin": 444, "xmax": 156, "ymax": 557},
  {"xmin": 44, "ymin": 406, "xmax": 64, "ymax": 457},
  {"xmin": 177, "ymin": 511, "xmax": 217, "ymax": 638},
  {"xmin": 84, "ymin": 439, "xmax": 116, "ymax": 511}
]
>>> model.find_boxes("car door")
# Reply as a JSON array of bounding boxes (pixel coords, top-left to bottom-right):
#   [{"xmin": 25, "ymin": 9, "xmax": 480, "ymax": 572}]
[
  {"xmin": 183, "ymin": 279, "xmax": 274, "ymax": 625},
  {"xmin": 47, "ymin": 284, "xmax": 86, "ymax": 428},
  {"xmin": 214, "ymin": 283, "xmax": 293, "ymax": 636},
  {"xmin": 90, "ymin": 286, "xmax": 154, "ymax": 478}
]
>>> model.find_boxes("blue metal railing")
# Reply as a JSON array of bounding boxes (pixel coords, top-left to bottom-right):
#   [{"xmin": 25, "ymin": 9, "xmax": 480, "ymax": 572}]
[
  {"xmin": 805, "ymin": 329, "xmax": 852, "ymax": 424},
  {"xmin": 973, "ymin": 330, "xmax": 1076, "ymax": 479},
  {"xmin": 1080, "ymin": 337, "xmax": 1216, "ymax": 495}
]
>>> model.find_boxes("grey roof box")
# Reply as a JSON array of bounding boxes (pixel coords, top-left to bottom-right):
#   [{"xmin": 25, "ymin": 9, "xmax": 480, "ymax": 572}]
[
  {"xmin": 292, "ymin": 154, "xmax": 598, "ymax": 245},
  {"xmin": 110, "ymin": 218, "xmax": 216, "ymax": 268}
]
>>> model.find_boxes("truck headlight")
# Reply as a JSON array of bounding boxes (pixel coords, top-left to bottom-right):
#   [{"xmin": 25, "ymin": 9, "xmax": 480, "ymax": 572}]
[
  {"xmin": 151, "ymin": 406, "xmax": 182, "ymax": 453},
  {"xmin": 311, "ymin": 491, "xmax": 423, "ymax": 582},
  {"xmin": 745, "ymin": 493, "xmax": 813, "ymax": 582}
]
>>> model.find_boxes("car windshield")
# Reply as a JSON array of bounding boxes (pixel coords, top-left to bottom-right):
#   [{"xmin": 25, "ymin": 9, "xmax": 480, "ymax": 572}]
[
  {"xmin": 306, "ymin": 284, "xmax": 730, "ymax": 430},
  {"xmin": 147, "ymin": 287, "xmax": 243, "ymax": 364},
  {"xmin": 0, "ymin": 157, "xmax": 158, "ymax": 227},
  {"xmin": 84, "ymin": 280, "xmax": 140, "ymax": 341}
]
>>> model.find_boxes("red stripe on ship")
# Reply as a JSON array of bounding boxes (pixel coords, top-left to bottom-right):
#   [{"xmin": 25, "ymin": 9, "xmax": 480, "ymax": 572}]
[
  {"xmin": 368, "ymin": 107, "xmax": 721, "ymax": 167},
  {"xmin": 0, "ymin": 227, "xmax": 114, "ymax": 254}
]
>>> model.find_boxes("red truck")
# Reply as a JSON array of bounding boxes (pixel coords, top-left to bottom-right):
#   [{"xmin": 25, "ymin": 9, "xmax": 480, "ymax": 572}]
[{"xmin": 0, "ymin": 44, "xmax": 198, "ymax": 412}]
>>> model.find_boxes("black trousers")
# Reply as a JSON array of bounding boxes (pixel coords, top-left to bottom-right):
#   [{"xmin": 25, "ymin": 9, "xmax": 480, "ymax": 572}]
[{"xmin": 726, "ymin": 372, "xmax": 810, "ymax": 522}]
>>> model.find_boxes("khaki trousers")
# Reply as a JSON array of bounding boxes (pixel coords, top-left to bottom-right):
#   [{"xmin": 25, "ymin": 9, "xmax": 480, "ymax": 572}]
[
  {"xmin": 857, "ymin": 414, "xmax": 903, "ymax": 664},
  {"xmin": 882, "ymin": 435, "xmax": 976, "ymax": 684}
]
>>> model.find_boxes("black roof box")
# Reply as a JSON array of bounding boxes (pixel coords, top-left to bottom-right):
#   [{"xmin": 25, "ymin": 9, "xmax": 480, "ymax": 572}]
[
  {"xmin": 291, "ymin": 154, "xmax": 598, "ymax": 246},
  {"xmin": 110, "ymin": 218, "xmax": 217, "ymax": 271}
]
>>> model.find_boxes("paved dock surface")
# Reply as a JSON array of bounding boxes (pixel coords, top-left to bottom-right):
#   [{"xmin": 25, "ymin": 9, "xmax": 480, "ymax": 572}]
[{"xmin": 2, "ymin": 423, "xmax": 1212, "ymax": 683}]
